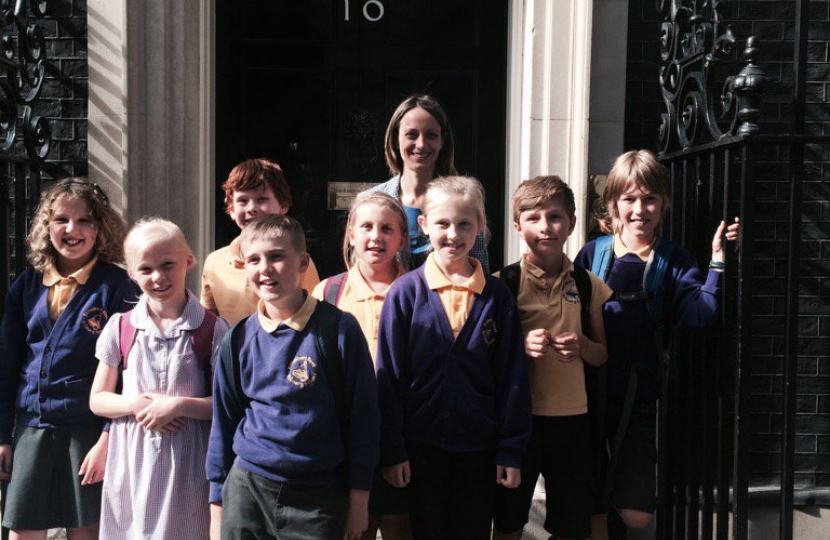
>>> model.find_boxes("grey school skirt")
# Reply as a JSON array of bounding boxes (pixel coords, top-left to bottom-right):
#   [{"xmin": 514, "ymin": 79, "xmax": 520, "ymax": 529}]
[{"xmin": 2, "ymin": 424, "xmax": 103, "ymax": 530}]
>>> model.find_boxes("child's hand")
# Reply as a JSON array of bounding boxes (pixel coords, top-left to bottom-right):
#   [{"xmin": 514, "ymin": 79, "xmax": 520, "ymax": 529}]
[
  {"xmin": 210, "ymin": 503, "xmax": 222, "ymax": 540},
  {"xmin": 135, "ymin": 394, "xmax": 183, "ymax": 432},
  {"xmin": 550, "ymin": 331, "xmax": 582, "ymax": 362},
  {"xmin": 342, "ymin": 489, "xmax": 370, "ymax": 540},
  {"xmin": 711, "ymin": 217, "xmax": 740, "ymax": 263},
  {"xmin": 525, "ymin": 328, "xmax": 551, "ymax": 358},
  {"xmin": 0, "ymin": 443, "xmax": 12, "ymax": 480},
  {"xmin": 382, "ymin": 461, "xmax": 411, "ymax": 488},
  {"xmin": 79, "ymin": 431, "xmax": 109, "ymax": 485},
  {"xmin": 130, "ymin": 395, "xmax": 153, "ymax": 416},
  {"xmin": 496, "ymin": 465, "xmax": 521, "ymax": 489}
]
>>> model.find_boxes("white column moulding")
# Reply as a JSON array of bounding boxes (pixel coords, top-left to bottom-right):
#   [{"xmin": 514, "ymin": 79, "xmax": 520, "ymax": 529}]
[{"xmin": 505, "ymin": 0, "xmax": 595, "ymax": 263}]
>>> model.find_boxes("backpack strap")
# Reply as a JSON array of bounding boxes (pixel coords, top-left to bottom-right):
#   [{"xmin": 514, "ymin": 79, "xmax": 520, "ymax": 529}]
[
  {"xmin": 643, "ymin": 237, "xmax": 675, "ymax": 326},
  {"xmin": 591, "ymin": 235, "xmax": 614, "ymax": 282},
  {"xmin": 219, "ymin": 318, "xmax": 249, "ymax": 413},
  {"xmin": 309, "ymin": 300, "xmax": 348, "ymax": 485},
  {"xmin": 192, "ymin": 310, "xmax": 218, "ymax": 370},
  {"xmin": 499, "ymin": 261, "xmax": 522, "ymax": 300},
  {"xmin": 311, "ymin": 301, "xmax": 345, "ymax": 415},
  {"xmin": 570, "ymin": 265, "xmax": 592, "ymax": 336},
  {"xmin": 192, "ymin": 310, "xmax": 218, "ymax": 396},
  {"xmin": 323, "ymin": 272, "xmax": 349, "ymax": 306},
  {"xmin": 119, "ymin": 310, "xmax": 137, "ymax": 369}
]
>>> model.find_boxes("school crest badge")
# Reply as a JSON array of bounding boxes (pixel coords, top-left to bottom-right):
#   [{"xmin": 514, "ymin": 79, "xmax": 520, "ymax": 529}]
[
  {"xmin": 563, "ymin": 280, "xmax": 581, "ymax": 305},
  {"xmin": 481, "ymin": 318, "xmax": 498, "ymax": 345},
  {"xmin": 287, "ymin": 356, "xmax": 317, "ymax": 387},
  {"xmin": 81, "ymin": 307, "xmax": 108, "ymax": 335}
]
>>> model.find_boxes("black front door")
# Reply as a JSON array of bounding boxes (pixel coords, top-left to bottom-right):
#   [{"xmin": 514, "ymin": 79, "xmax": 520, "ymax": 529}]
[{"xmin": 216, "ymin": 1, "xmax": 509, "ymax": 277}]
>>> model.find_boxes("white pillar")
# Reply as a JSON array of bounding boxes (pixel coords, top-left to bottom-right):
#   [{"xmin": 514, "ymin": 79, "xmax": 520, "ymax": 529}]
[
  {"xmin": 88, "ymin": 0, "xmax": 215, "ymax": 288},
  {"xmin": 505, "ymin": 0, "xmax": 596, "ymax": 262}
]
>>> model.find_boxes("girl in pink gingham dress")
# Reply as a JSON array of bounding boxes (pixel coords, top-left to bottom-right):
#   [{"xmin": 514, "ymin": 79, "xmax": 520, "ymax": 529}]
[{"xmin": 90, "ymin": 218, "xmax": 229, "ymax": 539}]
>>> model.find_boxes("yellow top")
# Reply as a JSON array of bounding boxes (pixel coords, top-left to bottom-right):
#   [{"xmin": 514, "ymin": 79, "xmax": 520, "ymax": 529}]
[
  {"xmin": 423, "ymin": 253, "xmax": 486, "ymax": 338},
  {"xmin": 256, "ymin": 292, "xmax": 317, "ymax": 333},
  {"xmin": 311, "ymin": 263, "xmax": 405, "ymax": 364},
  {"xmin": 514, "ymin": 254, "xmax": 612, "ymax": 416},
  {"xmin": 201, "ymin": 236, "xmax": 320, "ymax": 325},
  {"xmin": 613, "ymin": 233, "xmax": 656, "ymax": 261},
  {"xmin": 43, "ymin": 256, "xmax": 99, "ymax": 322}
]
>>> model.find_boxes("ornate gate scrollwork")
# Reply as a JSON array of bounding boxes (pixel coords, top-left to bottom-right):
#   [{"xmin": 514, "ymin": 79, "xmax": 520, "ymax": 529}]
[
  {"xmin": 0, "ymin": 0, "xmax": 52, "ymax": 161},
  {"xmin": 657, "ymin": 0, "xmax": 766, "ymax": 154}
]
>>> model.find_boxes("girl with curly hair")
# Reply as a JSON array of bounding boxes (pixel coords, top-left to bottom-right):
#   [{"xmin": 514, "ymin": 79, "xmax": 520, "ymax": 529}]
[{"xmin": 0, "ymin": 178, "xmax": 138, "ymax": 540}]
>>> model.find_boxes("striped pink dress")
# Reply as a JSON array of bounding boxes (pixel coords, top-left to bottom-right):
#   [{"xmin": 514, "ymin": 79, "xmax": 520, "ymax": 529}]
[{"xmin": 95, "ymin": 292, "xmax": 228, "ymax": 540}]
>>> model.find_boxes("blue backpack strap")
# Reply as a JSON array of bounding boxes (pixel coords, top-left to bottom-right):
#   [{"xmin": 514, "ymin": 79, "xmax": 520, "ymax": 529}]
[
  {"xmin": 309, "ymin": 300, "xmax": 348, "ymax": 484},
  {"xmin": 591, "ymin": 235, "xmax": 614, "ymax": 282},
  {"xmin": 642, "ymin": 237, "xmax": 676, "ymax": 325},
  {"xmin": 323, "ymin": 272, "xmax": 348, "ymax": 306},
  {"xmin": 312, "ymin": 301, "xmax": 344, "ymax": 413},
  {"xmin": 219, "ymin": 318, "xmax": 249, "ymax": 413}
]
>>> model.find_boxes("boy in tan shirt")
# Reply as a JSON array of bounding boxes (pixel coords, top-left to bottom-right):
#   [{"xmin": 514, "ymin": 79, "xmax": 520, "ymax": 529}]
[{"xmin": 493, "ymin": 176, "xmax": 613, "ymax": 540}]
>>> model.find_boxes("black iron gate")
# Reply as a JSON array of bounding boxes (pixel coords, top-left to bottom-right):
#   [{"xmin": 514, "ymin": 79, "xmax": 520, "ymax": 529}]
[
  {"xmin": 655, "ymin": 2, "xmax": 830, "ymax": 540},
  {"xmin": 0, "ymin": 0, "xmax": 66, "ymax": 309}
]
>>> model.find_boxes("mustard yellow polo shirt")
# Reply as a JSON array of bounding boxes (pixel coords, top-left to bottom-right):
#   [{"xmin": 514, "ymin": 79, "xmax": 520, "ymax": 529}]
[
  {"xmin": 256, "ymin": 292, "xmax": 317, "ymax": 333},
  {"xmin": 423, "ymin": 253, "xmax": 486, "ymax": 338},
  {"xmin": 311, "ymin": 263, "xmax": 405, "ymax": 364},
  {"xmin": 515, "ymin": 254, "xmax": 612, "ymax": 416},
  {"xmin": 43, "ymin": 256, "xmax": 98, "ymax": 322}
]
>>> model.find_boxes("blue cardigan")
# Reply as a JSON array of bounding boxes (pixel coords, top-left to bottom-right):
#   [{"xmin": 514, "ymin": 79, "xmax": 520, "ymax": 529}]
[
  {"xmin": 375, "ymin": 266, "xmax": 531, "ymax": 468},
  {"xmin": 575, "ymin": 239, "xmax": 722, "ymax": 401},
  {"xmin": 0, "ymin": 262, "xmax": 138, "ymax": 444}
]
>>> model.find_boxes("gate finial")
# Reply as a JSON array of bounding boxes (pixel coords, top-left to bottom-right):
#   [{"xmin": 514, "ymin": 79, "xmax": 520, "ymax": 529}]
[{"xmin": 733, "ymin": 37, "xmax": 768, "ymax": 137}]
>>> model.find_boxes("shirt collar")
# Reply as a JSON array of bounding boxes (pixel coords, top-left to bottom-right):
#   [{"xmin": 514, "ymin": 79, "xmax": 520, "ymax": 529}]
[
  {"xmin": 131, "ymin": 290, "xmax": 203, "ymax": 333},
  {"xmin": 348, "ymin": 263, "xmax": 406, "ymax": 301},
  {"xmin": 613, "ymin": 233, "xmax": 656, "ymax": 262},
  {"xmin": 42, "ymin": 255, "xmax": 99, "ymax": 287},
  {"xmin": 256, "ymin": 292, "xmax": 317, "ymax": 333},
  {"xmin": 423, "ymin": 253, "xmax": 486, "ymax": 294},
  {"xmin": 520, "ymin": 253, "xmax": 574, "ymax": 280}
]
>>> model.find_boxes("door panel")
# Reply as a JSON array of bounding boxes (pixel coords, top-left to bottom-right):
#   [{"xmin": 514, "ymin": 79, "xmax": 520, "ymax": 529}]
[{"xmin": 216, "ymin": 1, "xmax": 508, "ymax": 277}]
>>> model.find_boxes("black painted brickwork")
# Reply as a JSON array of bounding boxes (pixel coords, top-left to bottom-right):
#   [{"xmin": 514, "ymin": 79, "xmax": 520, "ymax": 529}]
[
  {"xmin": 625, "ymin": 1, "xmax": 830, "ymax": 490},
  {"xmin": 32, "ymin": 0, "xmax": 88, "ymax": 177}
]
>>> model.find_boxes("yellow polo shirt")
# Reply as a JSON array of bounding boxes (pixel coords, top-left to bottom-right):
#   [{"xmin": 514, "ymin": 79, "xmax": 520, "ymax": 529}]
[
  {"xmin": 256, "ymin": 292, "xmax": 317, "ymax": 333},
  {"xmin": 423, "ymin": 253, "xmax": 486, "ymax": 338},
  {"xmin": 311, "ymin": 263, "xmax": 405, "ymax": 364},
  {"xmin": 201, "ymin": 236, "xmax": 320, "ymax": 325},
  {"xmin": 613, "ymin": 233, "xmax": 656, "ymax": 261},
  {"xmin": 43, "ymin": 256, "xmax": 98, "ymax": 322},
  {"xmin": 514, "ymin": 254, "xmax": 612, "ymax": 416}
]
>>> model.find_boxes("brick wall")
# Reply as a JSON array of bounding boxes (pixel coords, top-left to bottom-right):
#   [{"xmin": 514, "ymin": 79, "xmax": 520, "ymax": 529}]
[
  {"xmin": 626, "ymin": 0, "xmax": 830, "ymax": 491},
  {"xmin": 37, "ymin": 0, "xmax": 88, "ymax": 177},
  {"xmin": 2, "ymin": 0, "xmax": 88, "ymax": 288}
]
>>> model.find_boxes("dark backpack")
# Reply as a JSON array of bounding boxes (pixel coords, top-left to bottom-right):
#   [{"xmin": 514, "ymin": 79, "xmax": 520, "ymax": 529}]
[{"xmin": 119, "ymin": 309, "xmax": 218, "ymax": 395}]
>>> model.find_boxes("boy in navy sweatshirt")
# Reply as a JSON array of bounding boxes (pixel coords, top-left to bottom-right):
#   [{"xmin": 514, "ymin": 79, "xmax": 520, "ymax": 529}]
[{"xmin": 206, "ymin": 214, "xmax": 380, "ymax": 540}]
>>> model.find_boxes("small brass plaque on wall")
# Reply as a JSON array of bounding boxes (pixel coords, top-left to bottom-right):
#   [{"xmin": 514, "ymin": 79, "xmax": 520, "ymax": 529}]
[{"xmin": 327, "ymin": 182, "xmax": 381, "ymax": 210}]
